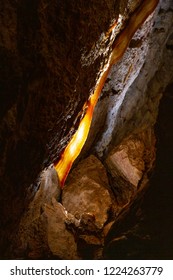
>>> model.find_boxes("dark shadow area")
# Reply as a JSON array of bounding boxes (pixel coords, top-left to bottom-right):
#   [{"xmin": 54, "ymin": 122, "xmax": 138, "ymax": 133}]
[
  {"xmin": 104, "ymin": 86, "xmax": 173, "ymax": 259},
  {"xmin": 143, "ymin": 84, "xmax": 173, "ymax": 259}
]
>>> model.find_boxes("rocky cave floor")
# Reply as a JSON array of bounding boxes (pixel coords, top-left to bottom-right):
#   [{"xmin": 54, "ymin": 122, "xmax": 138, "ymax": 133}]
[{"xmin": 9, "ymin": 90, "xmax": 173, "ymax": 260}]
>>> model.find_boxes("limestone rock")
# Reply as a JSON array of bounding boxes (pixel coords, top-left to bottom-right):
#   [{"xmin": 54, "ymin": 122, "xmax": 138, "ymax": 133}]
[
  {"xmin": 44, "ymin": 199, "xmax": 79, "ymax": 260},
  {"xmin": 21, "ymin": 165, "xmax": 61, "ymax": 223},
  {"xmin": 83, "ymin": 0, "xmax": 173, "ymax": 159},
  {"xmin": 62, "ymin": 155, "xmax": 112, "ymax": 230},
  {"xmin": 0, "ymin": 0, "xmax": 127, "ymax": 255},
  {"xmin": 107, "ymin": 148, "xmax": 143, "ymax": 187},
  {"xmin": 39, "ymin": 165, "xmax": 61, "ymax": 204},
  {"xmin": 18, "ymin": 198, "xmax": 79, "ymax": 259},
  {"xmin": 16, "ymin": 166, "xmax": 63, "ymax": 259},
  {"xmin": 1, "ymin": 0, "xmax": 173, "ymax": 260},
  {"xmin": 104, "ymin": 88, "xmax": 173, "ymax": 260},
  {"xmin": 106, "ymin": 128, "xmax": 156, "ymax": 206},
  {"xmin": 19, "ymin": 214, "xmax": 50, "ymax": 259}
]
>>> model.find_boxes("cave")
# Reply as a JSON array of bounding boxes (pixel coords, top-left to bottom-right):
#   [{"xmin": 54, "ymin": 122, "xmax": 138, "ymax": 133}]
[{"xmin": 0, "ymin": 0, "xmax": 173, "ymax": 260}]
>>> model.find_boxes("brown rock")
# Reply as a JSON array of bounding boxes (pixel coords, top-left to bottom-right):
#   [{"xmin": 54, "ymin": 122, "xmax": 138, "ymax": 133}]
[
  {"xmin": 20, "ymin": 165, "xmax": 61, "ymax": 223},
  {"xmin": 62, "ymin": 155, "xmax": 112, "ymax": 230},
  {"xmin": 18, "ymin": 198, "xmax": 79, "ymax": 259},
  {"xmin": 79, "ymin": 234, "xmax": 102, "ymax": 246},
  {"xmin": 17, "ymin": 167, "xmax": 70, "ymax": 259},
  {"xmin": 108, "ymin": 148, "xmax": 143, "ymax": 187},
  {"xmin": 103, "ymin": 221, "xmax": 115, "ymax": 238},
  {"xmin": 106, "ymin": 128, "xmax": 156, "ymax": 206},
  {"xmin": 44, "ymin": 198, "xmax": 79, "ymax": 260},
  {"xmin": 0, "ymin": 0, "xmax": 125, "ymax": 255}
]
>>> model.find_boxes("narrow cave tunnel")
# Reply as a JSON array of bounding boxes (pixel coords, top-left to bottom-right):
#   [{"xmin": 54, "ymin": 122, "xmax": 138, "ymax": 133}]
[{"xmin": 0, "ymin": 0, "xmax": 173, "ymax": 260}]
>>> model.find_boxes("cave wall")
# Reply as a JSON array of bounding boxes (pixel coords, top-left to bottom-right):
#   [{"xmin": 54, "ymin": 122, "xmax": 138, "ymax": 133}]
[
  {"xmin": 0, "ymin": 0, "xmax": 138, "ymax": 257},
  {"xmin": 0, "ymin": 0, "xmax": 121, "ymax": 187},
  {"xmin": 104, "ymin": 82, "xmax": 173, "ymax": 259},
  {"xmin": 81, "ymin": 0, "xmax": 173, "ymax": 159},
  {"xmin": 102, "ymin": 0, "xmax": 173, "ymax": 259},
  {"xmin": 1, "ymin": 0, "xmax": 173, "ymax": 259}
]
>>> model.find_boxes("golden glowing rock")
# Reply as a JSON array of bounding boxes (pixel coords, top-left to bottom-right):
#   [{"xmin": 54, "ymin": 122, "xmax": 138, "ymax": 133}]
[{"xmin": 54, "ymin": 0, "xmax": 159, "ymax": 187}]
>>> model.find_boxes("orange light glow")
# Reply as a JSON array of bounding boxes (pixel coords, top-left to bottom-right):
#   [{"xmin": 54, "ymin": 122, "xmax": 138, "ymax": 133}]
[
  {"xmin": 54, "ymin": 68, "xmax": 109, "ymax": 187},
  {"xmin": 54, "ymin": 0, "xmax": 159, "ymax": 187}
]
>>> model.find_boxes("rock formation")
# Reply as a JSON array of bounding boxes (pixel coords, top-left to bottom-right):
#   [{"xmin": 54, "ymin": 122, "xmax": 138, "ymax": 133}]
[{"xmin": 0, "ymin": 0, "xmax": 173, "ymax": 259}]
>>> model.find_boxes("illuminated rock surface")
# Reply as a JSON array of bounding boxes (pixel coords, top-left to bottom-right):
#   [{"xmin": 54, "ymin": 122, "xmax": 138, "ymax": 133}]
[
  {"xmin": 82, "ymin": 0, "xmax": 173, "ymax": 158},
  {"xmin": 0, "ymin": 0, "xmax": 126, "ymax": 256},
  {"xmin": 105, "ymin": 128, "xmax": 156, "ymax": 206},
  {"xmin": 0, "ymin": 0, "xmax": 173, "ymax": 259},
  {"xmin": 62, "ymin": 155, "xmax": 112, "ymax": 230},
  {"xmin": 44, "ymin": 199, "xmax": 79, "ymax": 260}
]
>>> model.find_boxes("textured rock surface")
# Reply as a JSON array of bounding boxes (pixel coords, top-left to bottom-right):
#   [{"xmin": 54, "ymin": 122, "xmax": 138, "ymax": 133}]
[
  {"xmin": 106, "ymin": 128, "xmax": 155, "ymax": 185},
  {"xmin": 19, "ymin": 165, "xmax": 61, "ymax": 223},
  {"xmin": 14, "ymin": 166, "xmax": 61, "ymax": 259},
  {"xmin": 16, "ymin": 155, "xmax": 113, "ymax": 259},
  {"xmin": 16, "ymin": 172, "xmax": 78, "ymax": 260},
  {"xmin": 0, "ymin": 0, "xmax": 130, "ymax": 256},
  {"xmin": 44, "ymin": 199, "xmax": 79, "ymax": 260},
  {"xmin": 62, "ymin": 155, "xmax": 112, "ymax": 230},
  {"xmin": 17, "ymin": 198, "xmax": 79, "ymax": 259},
  {"xmin": 106, "ymin": 128, "xmax": 156, "ymax": 204},
  {"xmin": 0, "ymin": 0, "xmax": 173, "ymax": 260},
  {"xmin": 81, "ymin": 0, "xmax": 173, "ymax": 159},
  {"xmin": 104, "ymin": 89, "xmax": 173, "ymax": 259},
  {"xmin": 109, "ymin": 149, "xmax": 143, "ymax": 187}
]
